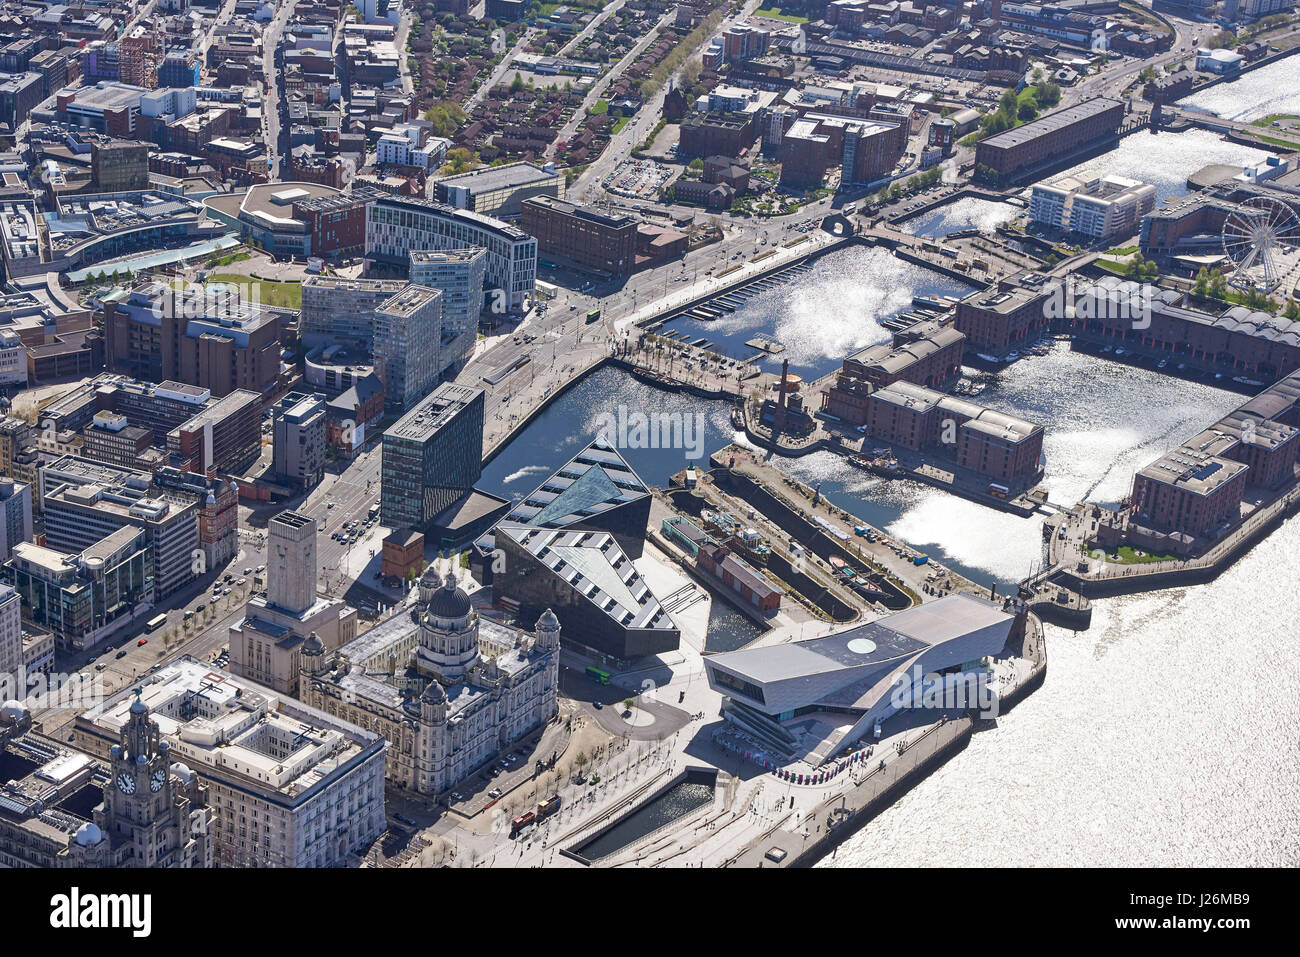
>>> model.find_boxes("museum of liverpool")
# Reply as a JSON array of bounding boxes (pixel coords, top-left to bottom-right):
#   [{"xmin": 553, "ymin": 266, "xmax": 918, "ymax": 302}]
[{"xmin": 704, "ymin": 593, "xmax": 1025, "ymax": 766}]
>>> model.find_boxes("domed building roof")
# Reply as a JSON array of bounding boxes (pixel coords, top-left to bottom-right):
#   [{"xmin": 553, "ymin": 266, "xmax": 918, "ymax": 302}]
[
  {"xmin": 302, "ymin": 631, "xmax": 325, "ymax": 656},
  {"xmin": 536, "ymin": 608, "xmax": 560, "ymax": 631},
  {"xmin": 420, "ymin": 679, "xmax": 447, "ymax": 703},
  {"xmin": 1, "ymin": 699, "xmax": 27, "ymax": 724},
  {"xmin": 74, "ymin": 822, "xmax": 103, "ymax": 847},
  {"xmin": 425, "ymin": 574, "xmax": 472, "ymax": 619}
]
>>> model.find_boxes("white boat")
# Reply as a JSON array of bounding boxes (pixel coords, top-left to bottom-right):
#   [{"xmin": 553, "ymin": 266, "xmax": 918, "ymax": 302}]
[{"xmin": 1157, "ymin": 359, "xmax": 1167, "ymax": 369}]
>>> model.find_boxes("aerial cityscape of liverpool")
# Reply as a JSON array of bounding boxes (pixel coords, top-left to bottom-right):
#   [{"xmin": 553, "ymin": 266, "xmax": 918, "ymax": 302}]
[{"xmin": 0, "ymin": 0, "xmax": 1291, "ymax": 921}]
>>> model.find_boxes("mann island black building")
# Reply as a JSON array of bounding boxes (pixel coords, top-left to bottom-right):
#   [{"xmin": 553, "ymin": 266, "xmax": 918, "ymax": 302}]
[
  {"xmin": 473, "ymin": 438, "xmax": 679, "ymax": 662},
  {"xmin": 379, "ymin": 382, "xmax": 513, "ymax": 552}
]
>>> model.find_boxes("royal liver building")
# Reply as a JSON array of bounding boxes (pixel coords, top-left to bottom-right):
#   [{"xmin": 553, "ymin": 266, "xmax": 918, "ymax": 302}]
[{"xmin": 299, "ymin": 567, "xmax": 560, "ymax": 795}]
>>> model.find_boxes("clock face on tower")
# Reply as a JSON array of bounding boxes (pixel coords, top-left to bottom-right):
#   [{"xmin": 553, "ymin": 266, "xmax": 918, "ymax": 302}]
[
  {"xmin": 117, "ymin": 772, "xmax": 135, "ymax": 794},
  {"xmin": 151, "ymin": 769, "xmax": 166, "ymax": 792}
]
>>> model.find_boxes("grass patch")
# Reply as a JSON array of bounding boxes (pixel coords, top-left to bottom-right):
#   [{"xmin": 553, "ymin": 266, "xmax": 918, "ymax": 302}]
[
  {"xmin": 588, "ymin": 98, "xmax": 609, "ymax": 115},
  {"xmin": 208, "ymin": 250, "xmax": 251, "ymax": 268},
  {"xmin": 202, "ymin": 273, "xmax": 303, "ymax": 309},
  {"xmin": 1105, "ymin": 245, "xmax": 1138, "ymax": 256},
  {"xmin": 755, "ymin": 6, "xmax": 809, "ymax": 22},
  {"xmin": 1249, "ymin": 133, "xmax": 1300, "ymax": 149},
  {"xmin": 612, "ymin": 115, "xmax": 630, "ymax": 134},
  {"xmin": 1249, "ymin": 112, "xmax": 1300, "ymax": 127},
  {"xmin": 1110, "ymin": 545, "xmax": 1179, "ymax": 564},
  {"xmin": 1095, "ymin": 258, "xmax": 1128, "ymax": 275}
]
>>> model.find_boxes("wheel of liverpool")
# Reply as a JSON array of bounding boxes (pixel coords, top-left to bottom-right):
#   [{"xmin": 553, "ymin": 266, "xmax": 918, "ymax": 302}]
[{"xmin": 1221, "ymin": 195, "xmax": 1300, "ymax": 293}]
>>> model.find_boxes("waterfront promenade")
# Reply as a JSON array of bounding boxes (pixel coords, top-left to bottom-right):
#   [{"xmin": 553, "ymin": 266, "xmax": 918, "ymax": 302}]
[{"xmin": 1047, "ymin": 482, "xmax": 1300, "ymax": 598}]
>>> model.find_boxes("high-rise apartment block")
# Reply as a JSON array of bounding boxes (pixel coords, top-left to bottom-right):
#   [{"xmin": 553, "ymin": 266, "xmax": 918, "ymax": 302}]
[{"xmin": 373, "ymin": 284, "xmax": 444, "ymax": 414}]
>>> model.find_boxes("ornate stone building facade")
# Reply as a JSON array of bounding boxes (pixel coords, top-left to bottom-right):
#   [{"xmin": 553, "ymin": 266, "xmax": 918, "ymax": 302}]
[
  {"xmin": 0, "ymin": 695, "xmax": 212, "ymax": 867},
  {"xmin": 96, "ymin": 691, "xmax": 214, "ymax": 867},
  {"xmin": 299, "ymin": 567, "xmax": 559, "ymax": 795}
]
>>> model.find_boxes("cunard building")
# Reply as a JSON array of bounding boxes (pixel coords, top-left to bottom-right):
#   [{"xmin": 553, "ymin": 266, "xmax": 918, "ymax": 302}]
[{"xmin": 299, "ymin": 566, "xmax": 559, "ymax": 795}]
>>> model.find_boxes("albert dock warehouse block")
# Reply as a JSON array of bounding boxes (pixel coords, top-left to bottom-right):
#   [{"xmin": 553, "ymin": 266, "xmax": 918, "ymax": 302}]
[{"xmin": 975, "ymin": 98, "xmax": 1124, "ymax": 185}]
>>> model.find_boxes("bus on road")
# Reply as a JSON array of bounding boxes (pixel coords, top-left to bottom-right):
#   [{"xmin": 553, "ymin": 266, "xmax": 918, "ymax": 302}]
[
  {"xmin": 147, "ymin": 614, "xmax": 168, "ymax": 632},
  {"xmin": 585, "ymin": 666, "xmax": 611, "ymax": 685},
  {"xmin": 585, "ymin": 308, "xmax": 601, "ymax": 324}
]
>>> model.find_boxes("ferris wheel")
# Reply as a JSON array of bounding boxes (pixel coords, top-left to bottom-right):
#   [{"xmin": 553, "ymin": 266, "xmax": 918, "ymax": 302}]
[{"xmin": 1221, "ymin": 195, "xmax": 1300, "ymax": 293}]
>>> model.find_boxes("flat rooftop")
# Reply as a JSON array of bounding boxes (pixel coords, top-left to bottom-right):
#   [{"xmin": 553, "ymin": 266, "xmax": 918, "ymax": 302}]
[
  {"xmin": 523, "ymin": 195, "xmax": 635, "ymax": 228},
  {"xmin": 79, "ymin": 659, "xmax": 382, "ymax": 800},
  {"xmin": 436, "ymin": 161, "xmax": 560, "ymax": 194},
  {"xmin": 979, "ymin": 97, "xmax": 1123, "ymax": 151},
  {"xmin": 385, "ymin": 382, "xmax": 482, "ymax": 442},
  {"xmin": 377, "ymin": 284, "xmax": 442, "ymax": 318},
  {"xmin": 1138, "ymin": 448, "xmax": 1248, "ymax": 496}
]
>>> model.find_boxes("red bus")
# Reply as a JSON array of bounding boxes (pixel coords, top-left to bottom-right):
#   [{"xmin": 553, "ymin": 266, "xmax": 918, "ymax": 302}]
[{"xmin": 511, "ymin": 811, "xmax": 535, "ymax": 834}]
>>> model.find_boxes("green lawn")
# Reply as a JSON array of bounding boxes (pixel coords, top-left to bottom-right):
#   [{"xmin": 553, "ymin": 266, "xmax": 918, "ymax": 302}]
[
  {"xmin": 208, "ymin": 250, "xmax": 251, "ymax": 268},
  {"xmin": 1111, "ymin": 546, "xmax": 1179, "ymax": 564},
  {"xmin": 1250, "ymin": 112, "xmax": 1300, "ymax": 127},
  {"xmin": 1250, "ymin": 132, "xmax": 1300, "ymax": 149},
  {"xmin": 755, "ymin": 6, "xmax": 810, "ymax": 22},
  {"xmin": 612, "ymin": 115, "xmax": 630, "ymax": 134},
  {"xmin": 202, "ymin": 273, "xmax": 303, "ymax": 309}
]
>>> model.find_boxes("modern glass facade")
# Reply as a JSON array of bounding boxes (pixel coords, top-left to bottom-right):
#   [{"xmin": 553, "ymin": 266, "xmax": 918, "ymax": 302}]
[
  {"xmin": 365, "ymin": 197, "xmax": 537, "ymax": 310},
  {"xmin": 380, "ymin": 384, "xmax": 485, "ymax": 531},
  {"xmin": 2, "ymin": 528, "xmax": 152, "ymax": 651}
]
